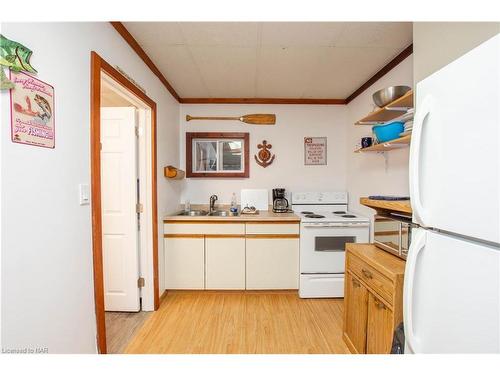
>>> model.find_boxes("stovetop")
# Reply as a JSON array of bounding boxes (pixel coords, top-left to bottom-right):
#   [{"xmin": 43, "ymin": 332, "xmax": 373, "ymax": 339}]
[{"xmin": 296, "ymin": 209, "xmax": 369, "ymax": 223}]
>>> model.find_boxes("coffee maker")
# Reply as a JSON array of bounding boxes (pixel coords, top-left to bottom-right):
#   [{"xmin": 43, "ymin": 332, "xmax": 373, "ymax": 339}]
[{"xmin": 272, "ymin": 188, "xmax": 291, "ymax": 213}]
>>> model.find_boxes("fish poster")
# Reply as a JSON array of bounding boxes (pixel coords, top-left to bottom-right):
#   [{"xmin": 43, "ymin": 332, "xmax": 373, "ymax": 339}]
[{"xmin": 9, "ymin": 71, "xmax": 55, "ymax": 148}]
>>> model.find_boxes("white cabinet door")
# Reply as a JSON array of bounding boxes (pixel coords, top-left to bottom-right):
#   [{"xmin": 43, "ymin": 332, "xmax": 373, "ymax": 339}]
[
  {"xmin": 164, "ymin": 237, "xmax": 204, "ymax": 289},
  {"xmin": 205, "ymin": 237, "xmax": 245, "ymax": 289},
  {"xmin": 246, "ymin": 238, "xmax": 299, "ymax": 289},
  {"xmin": 101, "ymin": 107, "xmax": 140, "ymax": 312}
]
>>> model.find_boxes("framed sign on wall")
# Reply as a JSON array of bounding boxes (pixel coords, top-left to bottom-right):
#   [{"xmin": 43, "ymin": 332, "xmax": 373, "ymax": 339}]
[
  {"xmin": 304, "ymin": 137, "xmax": 327, "ymax": 165},
  {"xmin": 9, "ymin": 71, "xmax": 55, "ymax": 148}
]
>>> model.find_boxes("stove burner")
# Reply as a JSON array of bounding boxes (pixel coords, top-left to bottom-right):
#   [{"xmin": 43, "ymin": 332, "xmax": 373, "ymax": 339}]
[
  {"xmin": 305, "ymin": 214, "xmax": 325, "ymax": 218},
  {"xmin": 333, "ymin": 211, "xmax": 347, "ymax": 214},
  {"xmin": 301, "ymin": 211, "xmax": 314, "ymax": 215},
  {"xmin": 342, "ymin": 214, "xmax": 357, "ymax": 218}
]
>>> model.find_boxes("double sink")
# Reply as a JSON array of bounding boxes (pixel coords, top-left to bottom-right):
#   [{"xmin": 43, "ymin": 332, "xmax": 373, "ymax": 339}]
[{"xmin": 179, "ymin": 210, "xmax": 240, "ymax": 217}]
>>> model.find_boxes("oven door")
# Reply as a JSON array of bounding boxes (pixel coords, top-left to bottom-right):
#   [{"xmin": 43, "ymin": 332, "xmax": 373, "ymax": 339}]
[{"xmin": 300, "ymin": 223, "xmax": 369, "ymax": 274}]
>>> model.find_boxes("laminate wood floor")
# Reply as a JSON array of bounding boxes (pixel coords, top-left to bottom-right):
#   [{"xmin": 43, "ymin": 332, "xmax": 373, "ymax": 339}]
[
  {"xmin": 105, "ymin": 311, "xmax": 152, "ymax": 354},
  {"xmin": 124, "ymin": 291, "xmax": 350, "ymax": 354}
]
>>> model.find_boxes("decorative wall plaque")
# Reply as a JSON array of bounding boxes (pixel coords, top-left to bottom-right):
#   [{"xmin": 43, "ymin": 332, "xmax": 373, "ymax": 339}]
[
  {"xmin": 10, "ymin": 71, "xmax": 55, "ymax": 148},
  {"xmin": 254, "ymin": 140, "xmax": 275, "ymax": 168},
  {"xmin": 304, "ymin": 137, "xmax": 327, "ymax": 165}
]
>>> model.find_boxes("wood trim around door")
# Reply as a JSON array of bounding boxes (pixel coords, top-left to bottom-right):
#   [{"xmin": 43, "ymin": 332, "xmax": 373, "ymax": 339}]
[{"xmin": 90, "ymin": 51, "xmax": 160, "ymax": 354}]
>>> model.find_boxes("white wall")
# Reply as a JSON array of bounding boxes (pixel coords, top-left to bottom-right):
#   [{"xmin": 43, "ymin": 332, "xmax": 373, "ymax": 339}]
[
  {"xmin": 345, "ymin": 55, "xmax": 413, "ymax": 224},
  {"xmin": 0, "ymin": 22, "xmax": 180, "ymax": 353},
  {"xmin": 179, "ymin": 104, "xmax": 349, "ymax": 205},
  {"xmin": 413, "ymin": 22, "xmax": 500, "ymax": 83}
]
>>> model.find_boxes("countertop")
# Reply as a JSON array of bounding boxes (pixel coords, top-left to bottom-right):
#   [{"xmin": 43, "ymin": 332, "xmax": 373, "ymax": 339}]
[
  {"xmin": 163, "ymin": 210, "xmax": 300, "ymax": 223},
  {"xmin": 360, "ymin": 197, "xmax": 412, "ymax": 214}
]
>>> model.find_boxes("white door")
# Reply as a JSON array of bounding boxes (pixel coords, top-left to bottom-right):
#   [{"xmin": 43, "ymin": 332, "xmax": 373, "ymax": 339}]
[
  {"xmin": 410, "ymin": 34, "xmax": 499, "ymax": 244},
  {"xmin": 101, "ymin": 107, "xmax": 140, "ymax": 312},
  {"xmin": 404, "ymin": 227, "xmax": 500, "ymax": 353}
]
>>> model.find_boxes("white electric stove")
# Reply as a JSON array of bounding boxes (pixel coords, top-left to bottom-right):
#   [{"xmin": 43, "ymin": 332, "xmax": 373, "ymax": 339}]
[{"xmin": 292, "ymin": 191, "xmax": 370, "ymax": 298}]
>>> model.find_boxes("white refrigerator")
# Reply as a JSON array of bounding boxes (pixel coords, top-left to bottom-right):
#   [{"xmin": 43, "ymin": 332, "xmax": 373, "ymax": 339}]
[{"xmin": 404, "ymin": 34, "xmax": 500, "ymax": 353}]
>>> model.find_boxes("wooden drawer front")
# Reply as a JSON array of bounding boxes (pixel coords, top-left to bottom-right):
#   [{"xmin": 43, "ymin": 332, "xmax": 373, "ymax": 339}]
[
  {"xmin": 164, "ymin": 223, "xmax": 245, "ymax": 235},
  {"xmin": 245, "ymin": 223, "xmax": 299, "ymax": 235},
  {"xmin": 348, "ymin": 253, "xmax": 394, "ymax": 306}
]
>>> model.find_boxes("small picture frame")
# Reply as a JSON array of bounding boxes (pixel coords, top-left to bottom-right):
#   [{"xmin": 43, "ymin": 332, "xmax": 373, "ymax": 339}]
[{"xmin": 304, "ymin": 137, "xmax": 327, "ymax": 165}]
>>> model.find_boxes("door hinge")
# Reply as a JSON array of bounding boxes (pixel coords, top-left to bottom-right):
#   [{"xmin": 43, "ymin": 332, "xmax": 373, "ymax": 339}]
[
  {"xmin": 135, "ymin": 125, "xmax": 140, "ymax": 137},
  {"xmin": 138, "ymin": 277, "xmax": 145, "ymax": 288},
  {"xmin": 136, "ymin": 203, "xmax": 143, "ymax": 213}
]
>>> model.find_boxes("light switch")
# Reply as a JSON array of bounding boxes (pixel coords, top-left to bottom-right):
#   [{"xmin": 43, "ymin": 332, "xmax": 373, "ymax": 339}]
[{"xmin": 79, "ymin": 183, "xmax": 90, "ymax": 206}]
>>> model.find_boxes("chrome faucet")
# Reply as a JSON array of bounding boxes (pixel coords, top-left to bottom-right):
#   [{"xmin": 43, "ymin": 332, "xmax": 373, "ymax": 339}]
[{"xmin": 209, "ymin": 194, "xmax": 218, "ymax": 213}]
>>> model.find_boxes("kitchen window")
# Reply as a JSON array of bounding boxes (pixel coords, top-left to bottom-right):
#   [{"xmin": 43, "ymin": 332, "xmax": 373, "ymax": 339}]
[{"xmin": 186, "ymin": 132, "xmax": 249, "ymax": 178}]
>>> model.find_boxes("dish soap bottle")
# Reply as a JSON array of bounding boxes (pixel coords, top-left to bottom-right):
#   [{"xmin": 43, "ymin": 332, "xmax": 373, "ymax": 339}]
[{"xmin": 230, "ymin": 193, "xmax": 238, "ymax": 214}]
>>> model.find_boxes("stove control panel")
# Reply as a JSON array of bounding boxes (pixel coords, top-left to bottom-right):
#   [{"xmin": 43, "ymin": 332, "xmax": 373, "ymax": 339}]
[{"xmin": 291, "ymin": 191, "xmax": 348, "ymax": 205}]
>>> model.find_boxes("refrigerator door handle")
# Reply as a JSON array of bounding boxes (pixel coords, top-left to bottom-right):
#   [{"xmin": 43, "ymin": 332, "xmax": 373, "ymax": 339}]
[
  {"xmin": 409, "ymin": 95, "xmax": 433, "ymax": 226},
  {"xmin": 403, "ymin": 228, "xmax": 426, "ymax": 353}
]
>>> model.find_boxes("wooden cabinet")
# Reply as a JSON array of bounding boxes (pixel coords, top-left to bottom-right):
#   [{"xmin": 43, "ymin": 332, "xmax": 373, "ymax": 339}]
[
  {"xmin": 343, "ymin": 244, "xmax": 405, "ymax": 354},
  {"xmin": 205, "ymin": 237, "xmax": 245, "ymax": 289},
  {"xmin": 366, "ymin": 293, "xmax": 394, "ymax": 354},
  {"xmin": 164, "ymin": 237, "xmax": 205, "ymax": 289},
  {"xmin": 344, "ymin": 272, "xmax": 368, "ymax": 353}
]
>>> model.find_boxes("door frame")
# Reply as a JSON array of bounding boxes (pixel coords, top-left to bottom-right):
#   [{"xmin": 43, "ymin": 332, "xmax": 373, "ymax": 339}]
[{"xmin": 90, "ymin": 51, "xmax": 159, "ymax": 354}]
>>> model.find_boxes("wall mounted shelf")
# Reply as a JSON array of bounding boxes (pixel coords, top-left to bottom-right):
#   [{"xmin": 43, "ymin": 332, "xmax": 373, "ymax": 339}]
[
  {"xmin": 355, "ymin": 90, "xmax": 413, "ymax": 125},
  {"xmin": 360, "ymin": 197, "xmax": 412, "ymax": 214},
  {"xmin": 355, "ymin": 135, "xmax": 411, "ymax": 153},
  {"xmin": 164, "ymin": 166, "xmax": 185, "ymax": 180}
]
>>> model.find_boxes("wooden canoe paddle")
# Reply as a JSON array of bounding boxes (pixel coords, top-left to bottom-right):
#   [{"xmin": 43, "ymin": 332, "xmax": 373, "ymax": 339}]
[{"xmin": 186, "ymin": 113, "xmax": 276, "ymax": 125}]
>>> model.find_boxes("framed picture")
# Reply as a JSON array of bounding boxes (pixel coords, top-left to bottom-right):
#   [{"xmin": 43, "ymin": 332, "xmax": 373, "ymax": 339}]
[
  {"xmin": 9, "ymin": 71, "xmax": 55, "ymax": 148},
  {"xmin": 304, "ymin": 137, "xmax": 327, "ymax": 165},
  {"xmin": 186, "ymin": 132, "xmax": 249, "ymax": 178}
]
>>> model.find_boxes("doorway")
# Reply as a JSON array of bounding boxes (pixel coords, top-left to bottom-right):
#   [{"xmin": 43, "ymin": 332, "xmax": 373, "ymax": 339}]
[{"xmin": 90, "ymin": 52, "xmax": 160, "ymax": 354}]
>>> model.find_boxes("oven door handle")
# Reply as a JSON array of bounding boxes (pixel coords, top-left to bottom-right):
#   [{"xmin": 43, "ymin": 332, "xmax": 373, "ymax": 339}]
[
  {"xmin": 314, "ymin": 248, "xmax": 346, "ymax": 252},
  {"xmin": 302, "ymin": 223, "xmax": 369, "ymax": 228}
]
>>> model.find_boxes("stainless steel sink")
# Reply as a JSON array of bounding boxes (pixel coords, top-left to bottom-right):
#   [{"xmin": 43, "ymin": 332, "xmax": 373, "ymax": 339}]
[
  {"xmin": 179, "ymin": 210, "xmax": 208, "ymax": 216},
  {"xmin": 208, "ymin": 210, "xmax": 239, "ymax": 217}
]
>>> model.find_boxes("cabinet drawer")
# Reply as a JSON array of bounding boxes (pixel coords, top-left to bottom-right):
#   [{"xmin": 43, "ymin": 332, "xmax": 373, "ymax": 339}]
[
  {"xmin": 347, "ymin": 253, "xmax": 394, "ymax": 306},
  {"xmin": 245, "ymin": 223, "xmax": 299, "ymax": 235},
  {"xmin": 164, "ymin": 222, "xmax": 245, "ymax": 235}
]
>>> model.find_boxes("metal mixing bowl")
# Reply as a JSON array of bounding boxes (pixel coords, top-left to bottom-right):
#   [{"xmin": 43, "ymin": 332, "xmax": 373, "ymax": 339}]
[{"xmin": 372, "ymin": 86, "xmax": 411, "ymax": 107}]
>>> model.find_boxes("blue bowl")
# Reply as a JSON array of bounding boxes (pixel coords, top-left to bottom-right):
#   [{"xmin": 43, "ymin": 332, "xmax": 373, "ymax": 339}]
[{"xmin": 372, "ymin": 122, "xmax": 404, "ymax": 142}]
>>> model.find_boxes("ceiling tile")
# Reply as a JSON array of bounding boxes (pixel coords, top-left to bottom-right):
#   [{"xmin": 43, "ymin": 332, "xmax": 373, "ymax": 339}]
[
  {"xmin": 335, "ymin": 22, "xmax": 413, "ymax": 48},
  {"xmin": 303, "ymin": 47, "xmax": 404, "ymax": 98},
  {"xmin": 189, "ymin": 46, "xmax": 257, "ymax": 97},
  {"xmin": 256, "ymin": 47, "xmax": 323, "ymax": 98},
  {"xmin": 148, "ymin": 45, "xmax": 209, "ymax": 97},
  {"xmin": 124, "ymin": 22, "xmax": 185, "ymax": 45},
  {"xmin": 179, "ymin": 22, "xmax": 260, "ymax": 46},
  {"xmin": 261, "ymin": 22, "xmax": 345, "ymax": 47},
  {"xmin": 124, "ymin": 22, "xmax": 414, "ymax": 99}
]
